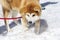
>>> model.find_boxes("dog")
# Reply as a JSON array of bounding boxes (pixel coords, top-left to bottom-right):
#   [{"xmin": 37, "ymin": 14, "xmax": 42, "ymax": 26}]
[{"xmin": 0, "ymin": 0, "xmax": 41, "ymax": 34}]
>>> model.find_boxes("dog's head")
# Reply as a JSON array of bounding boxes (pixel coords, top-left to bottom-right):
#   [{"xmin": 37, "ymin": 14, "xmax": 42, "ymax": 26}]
[{"xmin": 20, "ymin": 3, "xmax": 41, "ymax": 24}]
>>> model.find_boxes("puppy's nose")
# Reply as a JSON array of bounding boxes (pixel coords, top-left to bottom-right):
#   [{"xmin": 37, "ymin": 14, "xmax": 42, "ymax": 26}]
[{"xmin": 29, "ymin": 21, "xmax": 32, "ymax": 24}]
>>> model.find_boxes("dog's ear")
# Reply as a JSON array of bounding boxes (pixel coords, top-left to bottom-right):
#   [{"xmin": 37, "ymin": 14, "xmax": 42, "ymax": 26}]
[{"xmin": 34, "ymin": 5, "xmax": 41, "ymax": 13}]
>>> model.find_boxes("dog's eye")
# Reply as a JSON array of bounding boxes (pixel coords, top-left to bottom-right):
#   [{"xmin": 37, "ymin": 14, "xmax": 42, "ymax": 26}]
[
  {"xmin": 35, "ymin": 11, "xmax": 38, "ymax": 13},
  {"xmin": 27, "ymin": 15, "xmax": 29, "ymax": 17},
  {"xmin": 32, "ymin": 14, "xmax": 35, "ymax": 17}
]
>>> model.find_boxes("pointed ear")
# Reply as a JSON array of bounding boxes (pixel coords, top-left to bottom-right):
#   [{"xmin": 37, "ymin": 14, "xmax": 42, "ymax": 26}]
[
  {"xmin": 34, "ymin": 5, "xmax": 41, "ymax": 13},
  {"xmin": 34, "ymin": 8, "xmax": 40, "ymax": 13}
]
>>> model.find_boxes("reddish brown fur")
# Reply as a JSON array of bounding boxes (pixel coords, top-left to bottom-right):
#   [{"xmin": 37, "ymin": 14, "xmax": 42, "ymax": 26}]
[
  {"xmin": 0, "ymin": 0, "xmax": 42, "ymax": 33},
  {"xmin": 7, "ymin": 0, "xmax": 21, "ymax": 8},
  {"xmin": 20, "ymin": 3, "xmax": 41, "ymax": 16}
]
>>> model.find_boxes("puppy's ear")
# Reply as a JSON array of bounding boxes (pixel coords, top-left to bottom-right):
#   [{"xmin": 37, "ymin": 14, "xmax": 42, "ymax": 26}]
[{"xmin": 34, "ymin": 5, "xmax": 41, "ymax": 13}]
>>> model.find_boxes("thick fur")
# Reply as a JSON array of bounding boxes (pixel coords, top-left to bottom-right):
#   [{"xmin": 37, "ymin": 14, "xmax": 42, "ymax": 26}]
[{"xmin": 0, "ymin": 0, "xmax": 41, "ymax": 34}]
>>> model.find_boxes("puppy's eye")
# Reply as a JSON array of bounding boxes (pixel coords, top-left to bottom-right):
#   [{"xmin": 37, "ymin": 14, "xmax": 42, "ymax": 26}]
[
  {"xmin": 27, "ymin": 15, "xmax": 29, "ymax": 17},
  {"xmin": 32, "ymin": 14, "xmax": 35, "ymax": 17},
  {"xmin": 35, "ymin": 11, "xmax": 38, "ymax": 13}
]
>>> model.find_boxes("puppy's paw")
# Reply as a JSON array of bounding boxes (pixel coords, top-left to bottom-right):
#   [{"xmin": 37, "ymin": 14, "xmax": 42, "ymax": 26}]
[
  {"xmin": 24, "ymin": 27, "xmax": 29, "ymax": 32},
  {"xmin": 35, "ymin": 30, "xmax": 40, "ymax": 35},
  {"xmin": 8, "ymin": 29, "xmax": 13, "ymax": 32},
  {"xmin": 22, "ymin": 24, "xmax": 29, "ymax": 32},
  {"xmin": 22, "ymin": 26, "xmax": 29, "ymax": 32}
]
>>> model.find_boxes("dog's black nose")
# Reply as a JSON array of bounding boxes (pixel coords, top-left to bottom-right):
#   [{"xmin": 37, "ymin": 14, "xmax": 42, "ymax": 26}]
[{"xmin": 29, "ymin": 21, "xmax": 32, "ymax": 24}]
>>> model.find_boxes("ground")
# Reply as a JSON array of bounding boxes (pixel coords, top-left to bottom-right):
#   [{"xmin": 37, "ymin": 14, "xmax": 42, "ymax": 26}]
[{"xmin": 0, "ymin": 0, "xmax": 60, "ymax": 40}]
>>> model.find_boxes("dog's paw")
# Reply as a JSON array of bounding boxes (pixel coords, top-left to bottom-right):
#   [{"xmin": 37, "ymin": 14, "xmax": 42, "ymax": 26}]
[
  {"xmin": 8, "ymin": 29, "xmax": 13, "ymax": 32},
  {"xmin": 23, "ymin": 27, "xmax": 29, "ymax": 32},
  {"xmin": 35, "ymin": 30, "xmax": 40, "ymax": 35},
  {"xmin": 25, "ymin": 28, "xmax": 29, "ymax": 32},
  {"xmin": 22, "ymin": 25, "xmax": 29, "ymax": 32}
]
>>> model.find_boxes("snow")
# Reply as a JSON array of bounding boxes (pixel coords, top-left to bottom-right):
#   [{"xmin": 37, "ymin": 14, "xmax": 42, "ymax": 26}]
[{"xmin": 0, "ymin": 0, "xmax": 60, "ymax": 40}]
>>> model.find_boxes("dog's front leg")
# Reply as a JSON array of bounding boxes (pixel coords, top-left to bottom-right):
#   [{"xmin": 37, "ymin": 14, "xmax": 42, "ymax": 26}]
[
  {"xmin": 35, "ymin": 20, "xmax": 40, "ymax": 34},
  {"xmin": 3, "ymin": 9, "xmax": 11, "ymax": 32},
  {"xmin": 21, "ymin": 17, "xmax": 29, "ymax": 31},
  {"xmin": 12, "ymin": 12, "xmax": 18, "ymax": 25}
]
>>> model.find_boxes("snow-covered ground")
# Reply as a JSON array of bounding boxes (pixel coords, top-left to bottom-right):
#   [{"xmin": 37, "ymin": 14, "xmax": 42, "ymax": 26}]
[{"xmin": 0, "ymin": 0, "xmax": 60, "ymax": 40}]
